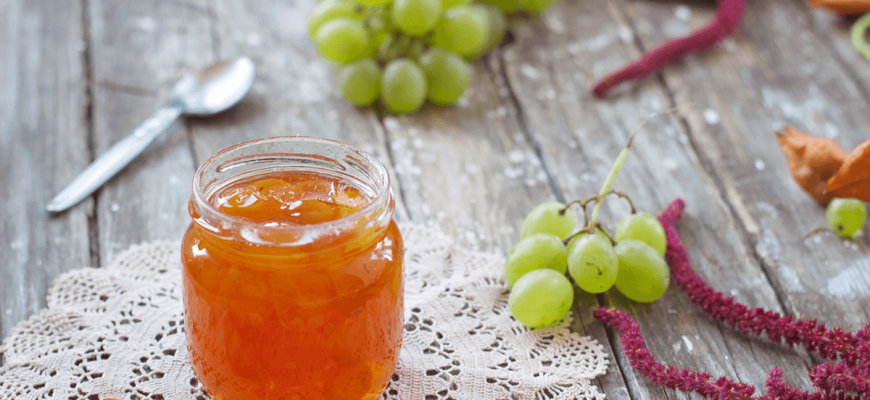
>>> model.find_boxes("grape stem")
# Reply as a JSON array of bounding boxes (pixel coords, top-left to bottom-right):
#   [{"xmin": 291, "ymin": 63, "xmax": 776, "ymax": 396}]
[
  {"xmin": 584, "ymin": 108, "xmax": 679, "ymax": 233},
  {"xmin": 800, "ymin": 226, "xmax": 834, "ymax": 241},
  {"xmin": 560, "ymin": 190, "xmax": 635, "ymax": 222},
  {"xmin": 374, "ymin": 31, "xmax": 428, "ymax": 66},
  {"xmin": 562, "ymin": 222, "xmax": 616, "ymax": 246},
  {"xmin": 559, "ymin": 196, "xmax": 598, "ymax": 216},
  {"xmin": 585, "ymin": 149, "xmax": 629, "ymax": 233},
  {"xmin": 611, "ymin": 190, "xmax": 637, "ymax": 214}
]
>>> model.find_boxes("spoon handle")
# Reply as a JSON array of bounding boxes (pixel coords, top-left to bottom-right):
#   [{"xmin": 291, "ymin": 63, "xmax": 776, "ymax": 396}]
[{"xmin": 46, "ymin": 106, "xmax": 184, "ymax": 213}]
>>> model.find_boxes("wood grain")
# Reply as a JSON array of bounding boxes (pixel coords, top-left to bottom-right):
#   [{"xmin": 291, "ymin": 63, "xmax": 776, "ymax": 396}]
[
  {"xmin": 0, "ymin": 0, "xmax": 91, "ymax": 341},
  {"xmin": 375, "ymin": 53, "xmax": 637, "ymax": 396},
  {"xmin": 2, "ymin": 0, "xmax": 870, "ymax": 398},
  {"xmin": 805, "ymin": 5, "xmax": 870, "ymax": 97},
  {"xmin": 620, "ymin": 0, "xmax": 870, "ymax": 332},
  {"xmin": 502, "ymin": 0, "xmax": 814, "ymax": 394},
  {"xmin": 86, "ymin": 0, "xmax": 211, "ymax": 263}
]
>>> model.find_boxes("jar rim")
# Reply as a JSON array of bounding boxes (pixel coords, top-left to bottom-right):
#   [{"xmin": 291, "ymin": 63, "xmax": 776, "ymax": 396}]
[{"xmin": 190, "ymin": 136, "xmax": 393, "ymax": 246}]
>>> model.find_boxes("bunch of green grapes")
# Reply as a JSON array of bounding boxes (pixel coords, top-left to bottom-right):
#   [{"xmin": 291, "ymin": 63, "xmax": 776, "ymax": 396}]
[
  {"xmin": 504, "ymin": 199, "xmax": 671, "ymax": 328},
  {"xmin": 307, "ymin": 0, "xmax": 557, "ymax": 113}
]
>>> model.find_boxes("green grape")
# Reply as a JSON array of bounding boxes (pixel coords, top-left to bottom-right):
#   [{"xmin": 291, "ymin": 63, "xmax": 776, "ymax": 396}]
[
  {"xmin": 471, "ymin": 4, "xmax": 507, "ymax": 58},
  {"xmin": 566, "ymin": 228, "xmax": 611, "ymax": 254},
  {"xmin": 478, "ymin": 0, "xmax": 519, "ymax": 13},
  {"xmin": 392, "ymin": 0, "xmax": 442, "ymax": 36},
  {"xmin": 419, "ymin": 48, "xmax": 470, "ymax": 105},
  {"xmin": 568, "ymin": 235, "xmax": 618, "ymax": 294},
  {"xmin": 313, "ymin": 18, "xmax": 369, "ymax": 64},
  {"xmin": 519, "ymin": 0, "xmax": 557, "ymax": 13},
  {"xmin": 442, "ymin": 0, "xmax": 469, "ymax": 9},
  {"xmin": 613, "ymin": 240, "xmax": 669, "ymax": 303},
  {"xmin": 614, "ymin": 212, "xmax": 667, "ymax": 256},
  {"xmin": 826, "ymin": 198, "xmax": 867, "ymax": 238},
  {"xmin": 508, "ymin": 269, "xmax": 574, "ymax": 328},
  {"xmin": 431, "ymin": 6, "xmax": 489, "ymax": 57},
  {"xmin": 381, "ymin": 59, "xmax": 427, "ymax": 114},
  {"xmin": 504, "ymin": 233, "xmax": 568, "ymax": 286},
  {"xmin": 337, "ymin": 58, "xmax": 381, "ymax": 106},
  {"xmin": 520, "ymin": 201, "xmax": 577, "ymax": 239},
  {"xmin": 307, "ymin": 0, "xmax": 362, "ymax": 39}
]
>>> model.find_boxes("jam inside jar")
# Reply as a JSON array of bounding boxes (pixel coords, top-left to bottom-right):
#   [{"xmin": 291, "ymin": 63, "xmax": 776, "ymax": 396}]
[{"xmin": 181, "ymin": 137, "xmax": 403, "ymax": 400}]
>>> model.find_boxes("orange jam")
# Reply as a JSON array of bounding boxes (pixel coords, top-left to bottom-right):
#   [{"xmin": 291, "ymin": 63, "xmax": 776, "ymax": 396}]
[{"xmin": 181, "ymin": 137, "xmax": 403, "ymax": 400}]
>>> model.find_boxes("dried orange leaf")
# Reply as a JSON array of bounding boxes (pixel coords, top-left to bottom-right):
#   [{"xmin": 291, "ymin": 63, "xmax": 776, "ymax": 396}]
[
  {"xmin": 776, "ymin": 126, "xmax": 847, "ymax": 205},
  {"xmin": 827, "ymin": 140, "xmax": 870, "ymax": 202},
  {"xmin": 809, "ymin": 0, "xmax": 870, "ymax": 16}
]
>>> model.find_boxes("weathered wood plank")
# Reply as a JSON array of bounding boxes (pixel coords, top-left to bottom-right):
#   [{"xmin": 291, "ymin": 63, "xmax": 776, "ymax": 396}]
[
  {"xmin": 87, "ymin": 0, "xmax": 211, "ymax": 263},
  {"xmin": 380, "ymin": 62, "xmax": 550, "ymax": 254},
  {"xmin": 806, "ymin": 6, "xmax": 870, "ymax": 98},
  {"xmin": 7, "ymin": 1, "xmax": 865, "ymax": 400},
  {"xmin": 0, "ymin": 0, "xmax": 91, "ymax": 341},
  {"xmin": 502, "ymin": 0, "xmax": 814, "ymax": 396},
  {"xmin": 377, "ymin": 42, "xmax": 638, "ymax": 400},
  {"xmin": 620, "ymin": 0, "xmax": 870, "ymax": 332}
]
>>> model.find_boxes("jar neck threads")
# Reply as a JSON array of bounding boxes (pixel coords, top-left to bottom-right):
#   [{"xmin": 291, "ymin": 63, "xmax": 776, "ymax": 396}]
[{"xmin": 189, "ymin": 137, "xmax": 394, "ymax": 252}]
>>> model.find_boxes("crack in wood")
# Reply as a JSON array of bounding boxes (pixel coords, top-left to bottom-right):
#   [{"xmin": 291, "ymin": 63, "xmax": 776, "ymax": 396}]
[
  {"xmin": 373, "ymin": 110, "xmax": 412, "ymax": 223},
  {"xmin": 206, "ymin": 0, "xmax": 221, "ymax": 62},
  {"xmin": 495, "ymin": 36, "xmax": 646, "ymax": 399},
  {"xmin": 493, "ymin": 51, "xmax": 567, "ymax": 202},
  {"xmin": 81, "ymin": 0, "xmax": 102, "ymax": 270},
  {"xmin": 183, "ymin": 119, "xmax": 200, "ymax": 172},
  {"xmin": 611, "ymin": 0, "xmax": 802, "ymax": 383},
  {"xmin": 645, "ymin": 32, "xmax": 797, "ymax": 320},
  {"xmin": 795, "ymin": 2, "xmax": 870, "ymax": 110},
  {"xmin": 96, "ymin": 80, "xmax": 156, "ymax": 97},
  {"xmin": 611, "ymin": 0, "xmax": 819, "ymax": 388}
]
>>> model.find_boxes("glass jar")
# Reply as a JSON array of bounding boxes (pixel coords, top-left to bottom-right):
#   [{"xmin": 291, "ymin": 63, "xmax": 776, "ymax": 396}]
[{"xmin": 181, "ymin": 137, "xmax": 403, "ymax": 400}]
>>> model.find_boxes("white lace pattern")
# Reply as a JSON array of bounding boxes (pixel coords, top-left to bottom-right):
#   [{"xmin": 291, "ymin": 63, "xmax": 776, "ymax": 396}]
[{"xmin": 1, "ymin": 224, "xmax": 608, "ymax": 400}]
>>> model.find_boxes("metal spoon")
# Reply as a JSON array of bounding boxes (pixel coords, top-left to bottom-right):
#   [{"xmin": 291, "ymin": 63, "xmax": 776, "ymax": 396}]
[{"xmin": 46, "ymin": 57, "xmax": 256, "ymax": 213}]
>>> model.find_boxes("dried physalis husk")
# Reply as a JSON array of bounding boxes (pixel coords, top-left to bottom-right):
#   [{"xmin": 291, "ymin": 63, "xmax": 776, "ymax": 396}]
[
  {"xmin": 827, "ymin": 140, "xmax": 870, "ymax": 202},
  {"xmin": 776, "ymin": 126, "xmax": 847, "ymax": 205},
  {"xmin": 809, "ymin": 0, "xmax": 870, "ymax": 16}
]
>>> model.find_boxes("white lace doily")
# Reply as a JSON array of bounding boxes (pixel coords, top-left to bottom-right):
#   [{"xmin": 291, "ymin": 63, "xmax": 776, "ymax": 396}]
[{"xmin": 0, "ymin": 223, "xmax": 608, "ymax": 400}]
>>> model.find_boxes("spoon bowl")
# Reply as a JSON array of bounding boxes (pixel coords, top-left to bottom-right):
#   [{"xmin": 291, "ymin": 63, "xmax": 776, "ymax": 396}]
[{"xmin": 173, "ymin": 57, "xmax": 256, "ymax": 116}]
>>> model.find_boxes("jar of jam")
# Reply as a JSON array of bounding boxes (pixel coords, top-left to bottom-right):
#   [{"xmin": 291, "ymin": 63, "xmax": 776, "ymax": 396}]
[{"xmin": 181, "ymin": 137, "xmax": 403, "ymax": 400}]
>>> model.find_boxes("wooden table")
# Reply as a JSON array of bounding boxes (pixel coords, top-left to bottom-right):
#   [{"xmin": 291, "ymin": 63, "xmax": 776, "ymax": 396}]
[{"xmin": 3, "ymin": 0, "xmax": 869, "ymax": 397}]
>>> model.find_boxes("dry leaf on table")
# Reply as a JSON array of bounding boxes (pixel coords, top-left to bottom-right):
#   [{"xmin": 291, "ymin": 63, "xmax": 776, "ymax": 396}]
[
  {"xmin": 776, "ymin": 126, "xmax": 847, "ymax": 205},
  {"xmin": 809, "ymin": 0, "xmax": 870, "ymax": 16},
  {"xmin": 827, "ymin": 140, "xmax": 870, "ymax": 202}
]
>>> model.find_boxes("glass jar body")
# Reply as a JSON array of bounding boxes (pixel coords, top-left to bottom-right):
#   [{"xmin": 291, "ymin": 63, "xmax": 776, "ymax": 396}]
[{"xmin": 181, "ymin": 137, "xmax": 403, "ymax": 400}]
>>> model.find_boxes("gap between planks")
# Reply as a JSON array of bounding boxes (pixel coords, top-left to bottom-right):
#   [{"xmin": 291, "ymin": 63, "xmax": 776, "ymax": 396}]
[
  {"xmin": 489, "ymin": 45, "xmax": 647, "ymax": 398},
  {"xmin": 80, "ymin": 0, "xmax": 101, "ymax": 271}
]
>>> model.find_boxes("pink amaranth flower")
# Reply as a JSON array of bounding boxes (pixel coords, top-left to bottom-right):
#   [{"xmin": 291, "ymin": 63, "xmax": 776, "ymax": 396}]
[{"xmin": 594, "ymin": 198, "xmax": 870, "ymax": 399}]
